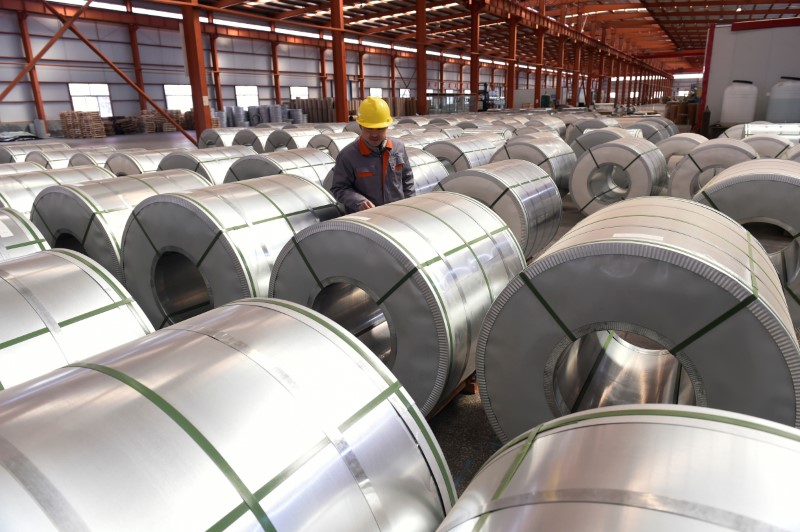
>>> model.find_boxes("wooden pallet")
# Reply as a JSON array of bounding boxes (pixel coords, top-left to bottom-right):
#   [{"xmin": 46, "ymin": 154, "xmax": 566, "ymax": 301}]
[{"xmin": 425, "ymin": 373, "xmax": 477, "ymax": 420}]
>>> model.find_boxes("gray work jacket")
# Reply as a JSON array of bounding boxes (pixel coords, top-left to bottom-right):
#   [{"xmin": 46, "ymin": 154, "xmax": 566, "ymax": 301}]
[{"xmin": 330, "ymin": 137, "xmax": 415, "ymax": 213}]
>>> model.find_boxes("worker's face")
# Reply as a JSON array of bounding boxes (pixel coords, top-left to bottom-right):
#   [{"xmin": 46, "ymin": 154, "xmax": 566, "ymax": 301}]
[{"xmin": 360, "ymin": 126, "xmax": 388, "ymax": 148}]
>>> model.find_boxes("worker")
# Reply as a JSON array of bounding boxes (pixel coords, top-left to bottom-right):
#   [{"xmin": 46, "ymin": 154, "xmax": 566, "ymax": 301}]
[{"xmin": 330, "ymin": 96, "xmax": 415, "ymax": 213}]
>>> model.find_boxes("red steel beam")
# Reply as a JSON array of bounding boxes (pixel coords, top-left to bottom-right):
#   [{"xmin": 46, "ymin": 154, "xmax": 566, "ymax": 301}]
[
  {"xmin": 330, "ymin": 0, "xmax": 348, "ymax": 122},
  {"xmin": 320, "ymin": 46, "xmax": 328, "ymax": 99},
  {"xmin": 358, "ymin": 51, "xmax": 365, "ymax": 100},
  {"xmin": 469, "ymin": 0, "xmax": 481, "ymax": 110},
  {"xmin": 16, "ymin": 11, "xmax": 47, "ymax": 131},
  {"xmin": 209, "ymin": 33, "xmax": 224, "ymax": 112},
  {"xmin": 534, "ymin": 29, "xmax": 544, "ymax": 107},
  {"xmin": 390, "ymin": 54, "xmax": 396, "ymax": 97},
  {"xmin": 272, "ymin": 42, "xmax": 281, "ymax": 104},
  {"xmin": 182, "ymin": 4, "xmax": 212, "ymax": 134},
  {"xmin": 128, "ymin": 23, "xmax": 148, "ymax": 110},
  {"xmin": 415, "ymin": 0, "xmax": 427, "ymax": 114},
  {"xmin": 571, "ymin": 42, "xmax": 582, "ymax": 106},
  {"xmin": 505, "ymin": 17, "xmax": 517, "ymax": 109}
]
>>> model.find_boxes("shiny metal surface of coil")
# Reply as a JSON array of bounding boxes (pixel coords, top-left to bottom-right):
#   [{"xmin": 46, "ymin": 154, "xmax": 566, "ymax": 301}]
[
  {"xmin": 437, "ymin": 160, "xmax": 562, "ymax": 259},
  {"xmin": 477, "ymin": 197, "xmax": 800, "ymax": 442},
  {"xmin": 31, "ymin": 169, "xmax": 209, "ymax": 283},
  {"xmin": 425, "ymin": 137, "xmax": 500, "ymax": 174},
  {"xmin": 232, "ymin": 129, "xmax": 273, "ymax": 153},
  {"xmin": 524, "ymin": 116, "xmax": 567, "ymax": 137},
  {"xmin": 656, "ymin": 132, "xmax": 708, "ymax": 174},
  {"xmin": 564, "ymin": 118, "xmax": 620, "ymax": 144},
  {"xmin": 456, "ymin": 119, "xmax": 492, "ymax": 129},
  {"xmin": 638, "ymin": 115, "xmax": 679, "ymax": 136},
  {"xmin": 307, "ymin": 132, "xmax": 358, "ymax": 158},
  {"xmin": 668, "ymin": 138, "xmax": 759, "ymax": 198},
  {"xmin": 224, "ymin": 147, "xmax": 335, "ymax": 186},
  {"xmin": 0, "ymin": 298, "xmax": 454, "ymax": 530},
  {"xmin": 741, "ymin": 133, "xmax": 795, "ymax": 159},
  {"xmin": 399, "ymin": 132, "xmax": 449, "ymax": 149},
  {"xmin": 0, "ymin": 165, "xmax": 116, "ymax": 217},
  {"xmin": 69, "ymin": 148, "xmax": 146, "ymax": 168},
  {"xmin": 105, "ymin": 149, "xmax": 186, "ymax": 176},
  {"xmin": 625, "ymin": 122, "xmax": 669, "ymax": 144},
  {"xmin": 786, "ymin": 144, "xmax": 800, "ymax": 162},
  {"xmin": 263, "ymin": 127, "xmax": 321, "ymax": 152},
  {"xmin": 269, "ymin": 192, "xmax": 525, "ymax": 415},
  {"xmin": 0, "ymin": 248, "xmax": 152, "ymax": 390},
  {"xmin": 122, "ymin": 174, "xmax": 341, "ymax": 328},
  {"xmin": 0, "ymin": 207, "xmax": 49, "ymax": 261},
  {"xmin": 157, "ymin": 146, "xmax": 256, "ymax": 185},
  {"xmin": 437, "ymin": 405, "xmax": 800, "ymax": 532},
  {"xmin": 491, "ymin": 136, "xmax": 577, "ymax": 192},
  {"xmin": 397, "ymin": 116, "xmax": 431, "ymax": 126},
  {"xmin": 0, "ymin": 142, "xmax": 71, "ymax": 163},
  {"xmin": 570, "ymin": 137, "xmax": 667, "ymax": 216},
  {"xmin": 425, "ymin": 127, "xmax": 464, "ymax": 139},
  {"xmin": 26, "ymin": 147, "xmax": 116, "ymax": 169},
  {"xmin": 197, "ymin": 127, "xmax": 249, "ymax": 148},
  {"xmin": 0, "ymin": 161, "xmax": 44, "ymax": 176},
  {"xmin": 311, "ymin": 122, "xmax": 348, "ymax": 133},
  {"xmin": 569, "ymin": 127, "xmax": 636, "ymax": 159}
]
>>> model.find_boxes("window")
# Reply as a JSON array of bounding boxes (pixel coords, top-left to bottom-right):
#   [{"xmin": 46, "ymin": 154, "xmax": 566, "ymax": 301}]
[
  {"xmin": 289, "ymin": 86, "xmax": 309, "ymax": 100},
  {"xmin": 629, "ymin": 91, "xmax": 639, "ymax": 99},
  {"xmin": 235, "ymin": 85, "xmax": 259, "ymax": 107},
  {"xmin": 369, "ymin": 87, "xmax": 383, "ymax": 98},
  {"xmin": 399, "ymin": 88, "xmax": 411, "ymax": 98},
  {"xmin": 610, "ymin": 92, "xmax": 616, "ymax": 99},
  {"xmin": 164, "ymin": 84, "xmax": 193, "ymax": 112},
  {"xmin": 678, "ymin": 90, "xmax": 689, "ymax": 98},
  {"xmin": 69, "ymin": 83, "xmax": 112, "ymax": 117}
]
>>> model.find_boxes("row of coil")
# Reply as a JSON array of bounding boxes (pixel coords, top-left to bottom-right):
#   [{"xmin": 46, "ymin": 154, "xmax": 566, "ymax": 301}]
[{"xmin": 0, "ymin": 107, "xmax": 800, "ymax": 530}]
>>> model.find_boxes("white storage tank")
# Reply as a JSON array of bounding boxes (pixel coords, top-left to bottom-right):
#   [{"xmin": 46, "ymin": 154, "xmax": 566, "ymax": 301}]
[
  {"xmin": 720, "ymin": 80, "xmax": 758, "ymax": 127},
  {"xmin": 767, "ymin": 76, "xmax": 800, "ymax": 123}
]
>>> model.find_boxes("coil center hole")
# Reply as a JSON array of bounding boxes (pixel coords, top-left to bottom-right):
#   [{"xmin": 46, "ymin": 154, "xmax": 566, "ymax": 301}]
[
  {"xmin": 54, "ymin": 233, "xmax": 87, "ymax": 254},
  {"xmin": 313, "ymin": 282, "xmax": 394, "ymax": 367},
  {"xmin": 553, "ymin": 330, "xmax": 697, "ymax": 415},
  {"xmin": 588, "ymin": 163, "xmax": 630, "ymax": 200},
  {"xmin": 153, "ymin": 251, "xmax": 213, "ymax": 326}
]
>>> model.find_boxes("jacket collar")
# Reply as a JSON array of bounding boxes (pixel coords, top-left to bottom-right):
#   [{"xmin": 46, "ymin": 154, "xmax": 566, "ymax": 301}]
[{"xmin": 357, "ymin": 137, "xmax": 393, "ymax": 156}]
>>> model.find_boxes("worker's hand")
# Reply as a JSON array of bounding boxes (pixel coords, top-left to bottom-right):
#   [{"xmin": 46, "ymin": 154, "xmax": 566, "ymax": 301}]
[{"xmin": 357, "ymin": 200, "xmax": 376, "ymax": 211}]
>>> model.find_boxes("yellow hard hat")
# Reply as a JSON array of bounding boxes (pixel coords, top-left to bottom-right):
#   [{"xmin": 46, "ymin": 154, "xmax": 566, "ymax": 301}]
[{"xmin": 356, "ymin": 96, "xmax": 393, "ymax": 128}]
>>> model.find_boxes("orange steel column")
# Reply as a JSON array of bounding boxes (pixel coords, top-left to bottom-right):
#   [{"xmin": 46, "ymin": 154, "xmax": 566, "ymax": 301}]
[
  {"xmin": 330, "ymin": 0, "xmax": 348, "ymax": 122},
  {"xmin": 571, "ymin": 42, "xmax": 582, "ymax": 106},
  {"xmin": 209, "ymin": 34, "xmax": 224, "ymax": 112},
  {"xmin": 555, "ymin": 36, "xmax": 565, "ymax": 105},
  {"xmin": 534, "ymin": 0, "xmax": 545, "ymax": 107},
  {"xmin": 597, "ymin": 51, "xmax": 606, "ymax": 104},
  {"xmin": 439, "ymin": 60, "xmax": 445, "ymax": 95},
  {"xmin": 272, "ymin": 43, "xmax": 281, "ymax": 104},
  {"xmin": 614, "ymin": 59, "xmax": 622, "ymax": 104},
  {"xmin": 17, "ymin": 12, "xmax": 47, "ymax": 132},
  {"xmin": 505, "ymin": 17, "xmax": 517, "ymax": 110},
  {"xmin": 415, "ymin": 0, "xmax": 428, "ymax": 115},
  {"xmin": 585, "ymin": 47, "xmax": 594, "ymax": 106},
  {"xmin": 469, "ymin": 0, "xmax": 481, "ymax": 111},
  {"xmin": 128, "ymin": 24, "xmax": 147, "ymax": 110},
  {"xmin": 358, "ymin": 51, "xmax": 365, "ymax": 100},
  {"xmin": 390, "ymin": 54, "xmax": 397, "ymax": 97},
  {"xmin": 320, "ymin": 46, "xmax": 328, "ymax": 99},
  {"xmin": 606, "ymin": 56, "xmax": 614, "ymax": 103},
  {"xmin": 181, "ymin": 4, "xmax": 212, "ymax": 134}
]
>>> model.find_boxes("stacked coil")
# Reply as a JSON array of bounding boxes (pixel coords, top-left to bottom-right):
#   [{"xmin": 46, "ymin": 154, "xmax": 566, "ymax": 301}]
[
  {"xmin": 308, "ymin": 132, "xmax": 358, "ymax": 158},
  {"xmin": 570, "ymin": 127, "xmax": 637, "ymax": 159},
  {"xmin": 656, "ymin": 132, "xmax": 708, "ymax": 173},
  {"xmin": 625, "ymin": 120, "xmax": 671, "ymax": 143},
  {"xmin": 157, "ymin": 146, "xmax": 255, "ymax": 185},
  {"xmin": 425, "ymin": 137, "xmax": 500, "ymax": 174},
  {"xmin": 0, "ymin": 298, "xmax": 454, "ymax": 530},
  {"xmin": 105, "ymin": 149, "xmax": 186, "ymax": 176},
  {"xmin": 490, "ymin": 136, "xmax": 577, "ymax": 192},
  {"xmin": 69, "ymin": 148, "xmax": 145, "ymax": 168},
  {"xmin": 312, "ymin": 122, "xmax": 348, "ymax": 133},
  {"xmin": 197, "ymin": 127, "xmax": 248, "ymax": 148},
  {"xmin": 269, "ymin": 192, "xmax": 525, "ymax": 415},
  {"xmin": 399, "ymin": 132, "xmax": 449, "ymax": 149},
  {"xmin": 225, "ymin": 148, "xmax": 335, "ymax": 186},
  {"xmin": 263, "ymin": 127, "xmax": 321, "ymax": 151},
  {"xmin": 477, "ymin": 197, "xmax": 800, "ymax": 442},
  {"xmin": 668, "ymin": 139, "xmax": 759, "ymax": 198},
  {"xmin": 564, "ymin": 118, "xmax": 619, "ymax": 144},
  {"xmin": 525, "ymin": 116, "xmax": 567, "ymax": 137},
  {"xmin": 0, "ymin": 142, "xmax": 70, "ymax": 163},
  {"xmin": 0, "ymin": 161, "xmax": 43, "ymax": 176},
  {"xmin": 0, "ymin": 207, "xmax": 49, "ymax": 261},
  {"xmin": 405, "ymin": 147, "xmax": 450, "ymax": 194},
  {"xmin": 122, "ymin": 174, "xmax": 341, "ymax": 328},
  {"xmin": 25, "ymin": 147, "xmax": 115, "ymax": 169},
  {"xmin": 742, "ymin": 133, "xmax": 795, "ymax": 159},
  {"xmin": 786, "ymin": 144, "xmax": 800, "ymax": 162}
]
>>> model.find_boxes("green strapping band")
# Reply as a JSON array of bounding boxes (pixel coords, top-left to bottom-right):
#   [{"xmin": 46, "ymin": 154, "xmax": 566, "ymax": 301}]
[
  {"xmin": 488, "ymin": 187, "xmax": 511, "ymax": 209},
  {"xmin": 577, "ymin": 185, "xmax": 622, "ymax": 215},
  {"xmin": 129, "ymin": 175, "xmax": 160, "ymax": 194},
  {"xmin": 687, "ymin": 152, "xmax": 703, "ymax": 173},
  {"xmin": 339, "ymin": 381, "xmax": 403, "ymax": 433},
  {"xmin": 0, "ymin": 327, "xmax": 48, "ymax": 351},
  {"xmin": 671, "ymin": 294, "xmax": 757, "ymax": 353},
  {"xmin": 588, "ymin": 147, "xmax": 601, "ymax": 169},
  {"xmin": 520, "ymin": 273, "xmax": 577, "ymax": 342},
  {"xmin": 5, "ymin": 238, "xmax": 46, "ymax": 250},
  {"xmin": 131, "ymin": 211, "xmax": 159, "ymax": 254},
  {"xmin": 376, "ymin": 266, "xmax": 418, "ymax": 306},
  {"xmin": 58, "ymin": 299, "xmax": 134, "ymax": 328},
  {"xmin": 3, "ymin": 209, "xmax": 47, "ymax": 251},
  {"xmin": 195, "ymin": 230, "xmax": 224, "ymax": 269},
  {"xmin": 700, "ymin": 190, "xmax": 719, "ymax": 210},
  {"xmin": 622, "ymin": 150, "xmax": 647, "ymax": 172},
  {"xmin": 291, "ymin": 236, "xmax": 323, "ymax": 289},
  {"xmin": 69, "ymin": 362, "xmax": 275, "ymax": 532},
  {"xmin": 572, "ymin": 331, "xmax": 615, "ymax": 411}
]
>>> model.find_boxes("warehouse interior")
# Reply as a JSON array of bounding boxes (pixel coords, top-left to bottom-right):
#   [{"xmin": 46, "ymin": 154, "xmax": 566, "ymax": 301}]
[{"xmin": 1, "ymin": 0, "xmax": 800, "ymax": 530}]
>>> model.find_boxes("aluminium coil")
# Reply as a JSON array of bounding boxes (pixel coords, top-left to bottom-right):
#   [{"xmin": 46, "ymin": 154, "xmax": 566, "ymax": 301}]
[
  {"xmin": 569, "ymin": 127, "xmax": 637, "ymax": 159},
  {"xmin": 490, "ymin": 136, "xmax": 577, "ymax": 192},
  {"xmin": 232, "ymin": 128, "xmax": 275, "ymax": 153},
  {"xmin": 0, "ymin": 165, "xmax": 115, "ymax": 217},
  {"xmin": 624, "ymin": 120, "xmax": 671, "ymax": 143},
  {"xmin": 308, "ymin": 132, "xmax": 359, "ymax": 158},
  {"xmin": 437, "ymin": 160, "xmax": 562, "ymax": 259},
  {"xmin": 564, "ymin": 118, "xmax": 620, "ymax": 144},
  {"xmin": 721, "ymin": 124, "xmax": 746, "ymax": 139},
  {"xmin": 668, "ymin": 138, "xmax": 759, "ymax": 199},
  {"xmin": 656, "ymin": 132, "xmax": 708, "ymax": 173},
  {"xmin": 786, "ymin": 144, "xmax": 800, "ymax": 163},
  {"xmin": 525, "ymin": 116, "xmax": 567, "ymax": 137},
  {"xmin": 570, "ymin": 137, "xmax": 667, "ymax": 216},
  {"xmin": 312, "ymin": 122, "xmax": 348, "ymax": 133},
  {"xmin": 254, "ymin": 122, "xmax": 286, "ymax": 128},
  {"xmin": 638, "ymin": 115, "xmax": 679, "ymax": 136},
  {"xmin": 428, "ymin": 117, "xmax": 462, "ymax": 126},
  {"xmin": 390, "ymin": 127, "xmax": 427, "ymax": 137},
  {"xmin": 31, "ymin": 169, "xmax": 209, "ymax": 284},
  {"xmin": 69, "ymin": 148, "xmax": 146, "ymax": 168},
  {"xmin": 514, "ymin": 127, "xmax": 559, "ymax": 137},
  {"xmin": 397, "ymin": 116, "xmax": 431, "ymax": 126},
  {"xmin": 741, "ymin": 133, "xmax": 795, "ymax": 159},
  {"xmin": 197, "ymin": 127, "xmax": 248, "ymax": 148},
  {"xmin": 344, "ymin": 121, "xmax": 363, "ymax": 133},
  {"xmin": 122, "ymin": 174, "xmax": 341, "ymax": 328},
  {"xmin": 0, "ymin": 298, "xmax": 454, "ymax": 530},
  {"xmin": 423, "ymin": 126, "xmax": 464, "ymax": 138},
  {"xmin": 424, "ymin": 137, "xmax": 500, "ymax": 174},
  {"xmin": 455, "ymin": 119, "xmax": 492, "ymax": 129},
  {"xmin": 461, "ymin": 127, "xmax": 514, "ymax": 141},
  {"xmin": 437, "ymin": 405, "xmax": 800, "ymax": 532},
  {"xmin": 0, "ymin": 249, "xmax": 152, "ymax": 390},
  {"xmin": 263, "ymin": 127, "xmax": 321, "ymax": 152},
  {"xmin": 693, "ymin": 159, "xmax": 800, "ymax": 330},
  {"xmin": 0, "ymin": 207, "xmax": 49, "ymax": 261},
  {"xmin": 25, "ymin": 147, "xmax": 116, "ymax": 169},
  {"xmin": 105, "ymin": 149, "xmax": 187, "ymax": 176},
  {"xmin": 157, "ymin": 145, "xmax": 256, "ymax": 185},
  {"xmin": 224, "ymin": 148, "xmax": 336, "ymax": 186},
  {"xmin": 0, "ymin": 142, "xmax": 70, "ymax": 164},
  {"xmin": 0, "ymin": 161, "xmax": 43, "ymax": 176},
  {"xmin": 268, "ymin": 192, "xmax": 525, "ymax": 415},
  {"xmin": 399, "ymin": 132, "xmax": 449, "ymax": 149},
  {"xmin": 476, "ymin": 196, "xmax": 800, "ymax": 442}
]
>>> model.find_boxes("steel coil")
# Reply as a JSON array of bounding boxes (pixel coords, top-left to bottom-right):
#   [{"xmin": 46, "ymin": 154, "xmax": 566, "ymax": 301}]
[
  {"xmin": 0, "ymin": 249, "xmax": 152, "ymax": 389},
  {"xmin": 25, "ymin": 147, "xmax": 116, "ymax": 169},
  {"xmin": 741, "ymin": 133, "xmax": 795, "ymax": 159},
  {"xmin": 0, "ymin": 142, "xmax": 70, "ymax": 163},
  {"xmin": 269, "ymin": 192, "xmax": 525, "ymax": 414},
  {"xmin": 311, "ymin": 122, "xmax": 348, "ymax": 133},
  {"xmin": 721, "ymin": 124, "xmax": 746, "ymax": 139},
  {"xmin": 0, "ymin": 298, "xmax": 454, "ymax": 530},
  {"xmin": 0, "ymin": 165, "xmax": 115, "ymax": 217},
  {"xmin": 786, "ymin": 144, "xmax": 800, "ymax": 162},
  {"xmin": 344, "ymin": 121, "xmax": 363, "ymax": 133},
  {"xmin": 437, "ymin": 405, "xmax": 800, "ymax": 531},
  {"xmin": 31, "ymin": 169, "xmax": 209, "ymax": 283},
  {"xmin": 397, "ymin": 116, "xmax": 431, "ymax": 126},
  {"xmin": 69, "ymin": 148, "xmax": 145, "ymax": 168},
  {"xmin": 513, "ymin": 127, "xmax": 559, "ymax": 137},
  {"xmin": 564, "ymin": 118, "xmax": 620, "ymax": 144},
  {"xmin": 429, "ymin": 117, "xmax": 462, "ymax": 126},
  {"xmin": 156, "ymin": 146, "xmax": 255, "ymax": 185},
  {"xmin": 477, "ymin": 196, "xmax": 800, "ymax": 442},
  {"xmin": 307, "ymin": 132, "xmax": 358, "ymax": 158},
  {"xmin": 231, "ymin": 128, "xmax": 274, "ymax": 153},
  {"xmin": 263, "ymin": 127, "xmax": 321, "ymax": 152},
  {"xmin": 437, "ymin": 160, "xmax": 562, "ymax": 259},
  {"xmin": 638, "ymin": 115, "xmax": 679, "ymax": 136},
  {"xmin": 0, "ymin": 207, "xmax": 48, "ymax": 260},
  {"xmin": 105, "ymin": 149, "xmax": 186, "ymax": 176},
  {"xmin": 490, "ymin": 137, "xmax": 577, "ymax": 192},
  {"xmin": 456, "ymin": 119, "xmax": 492, "ymax": 129},
  {"xmin": 255, "ymin": 121, "xmax": 287, "ymax": 129},
  {"xmin": 224, "ymin": 148, "xmax": 335, "ymax": 186},
  {"xmin": 197, "ymin": 127, "xmax": 248, "ymax": 148},
  {"xmin": 525, "ymin": 116, "xmax": 566, "ymax": 137},
  {"xmin": 624, "ymin": 120, "xmax": 670, "ymax": 143},
  {"xmin": 656, "ymin": 132, "xmax": 708, "ymax": 173},
  {"xmin": 424, "ymin": 126, "xmax": 464, "ymax": 138},
  {"xmin": 570, "ymin": 137, "xmax": 667, "ymax": 215},
  {"xmin": 122, "ymin": 174, "xmax": 341, "ymax": 328},
  {"xmin": 0, "ymin": 161, "xmax": 43, "ymax": 176},
  {"xmin": 668, "ymin": 138, "xmax": 759, "ymax": 198},
  {"xmin": 424, "ymin": 137, "xmax": 500, "ymax": 174},
  {"xmin": 693, "ymin": 159, "xmax": 800, "ymax": 330},
  {"xmin": 462, "ymin": 127, "xmax": 514, "ymax": 140},
  {"xmin": 399, "ymin": 132, "xmax": 449, "ymax": 149},
  {"xmin": 569, "ymin": 127, "xmax": 637, "ymax": 159}
]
